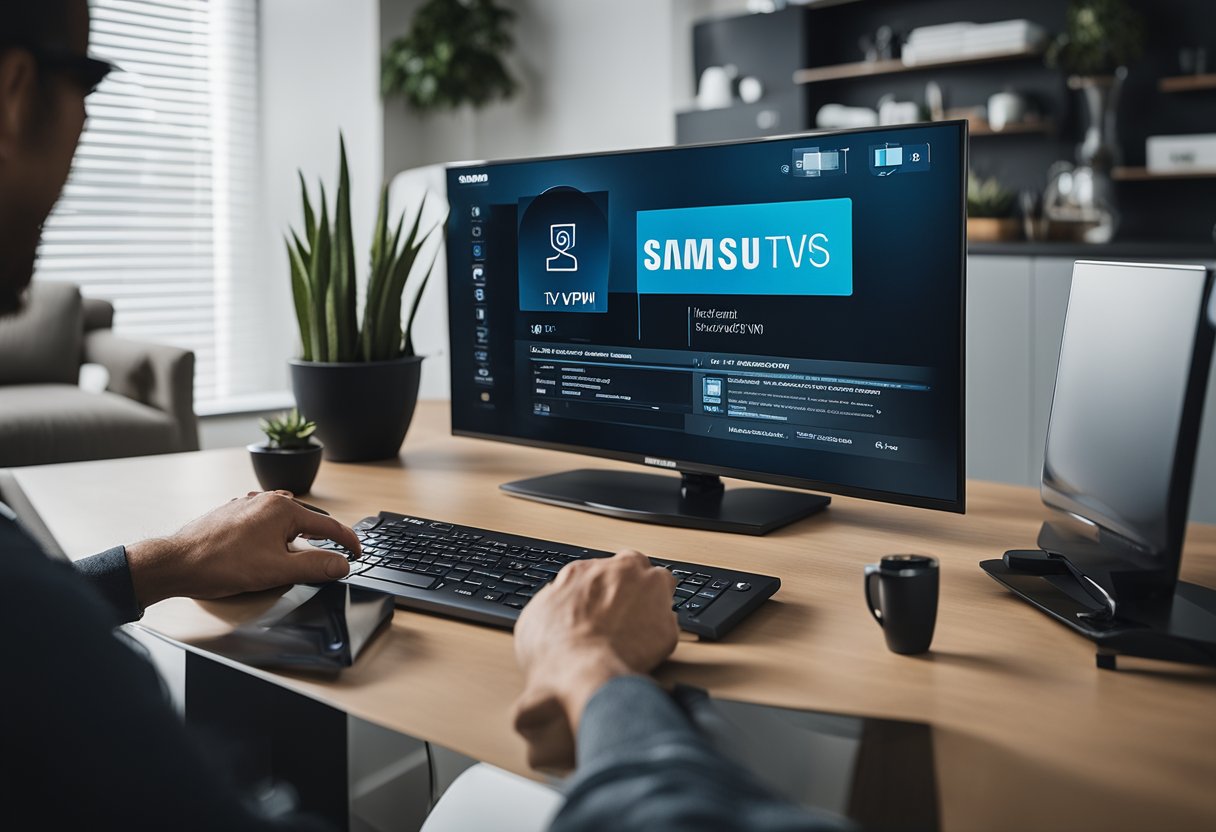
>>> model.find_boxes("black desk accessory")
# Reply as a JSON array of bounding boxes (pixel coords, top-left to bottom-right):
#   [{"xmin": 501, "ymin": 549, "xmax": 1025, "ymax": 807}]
[
  {"xmin": 983, "ymin": 261, "xmax": 1216, "ymax": 671},
  {"xmin": 864, "ymin": 555, "xmax": 939, "ymax": 654},
  {"xmin": 676, "ymin": 685, "xmax": 939, "ymax": 831},
  {"xmin": 194, "ymin": 582, "xmax": 394, "ymax": 676}
]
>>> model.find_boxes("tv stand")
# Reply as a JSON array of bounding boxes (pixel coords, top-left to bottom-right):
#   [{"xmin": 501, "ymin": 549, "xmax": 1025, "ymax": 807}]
[
  {"xmin": 981, "ymin": 553, "xmax": 1216, "ymax": 670},
  {"xmin": 500, "ymin": 468, "xmax": 829, "ymax": 535}
]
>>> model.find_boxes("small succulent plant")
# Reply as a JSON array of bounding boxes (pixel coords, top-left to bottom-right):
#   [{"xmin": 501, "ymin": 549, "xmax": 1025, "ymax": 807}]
[
  {"xmin": 967, "ymin": 172, "xmax": 1016, "ymax": 218},
  {"xmin": 259, "ymin": 408, "xmax": 318, "ymax": 450}
]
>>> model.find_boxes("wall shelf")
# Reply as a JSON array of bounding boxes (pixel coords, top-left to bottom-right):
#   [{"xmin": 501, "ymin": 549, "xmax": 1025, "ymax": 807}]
[
  {"xmin": 1159, "ymin": 74, "xmax": 1216, "ymax": 93},
  {"xmin": 968, "ymin": 119, "xmax": 1054, "ymax": 137},
  {"xmin": 792, "ymin": 46, "xmax": 1042, "ymax": 85},
  {"xmin": 1112, "ymin": 166, "xmax": 1216, "ymax": 181}
]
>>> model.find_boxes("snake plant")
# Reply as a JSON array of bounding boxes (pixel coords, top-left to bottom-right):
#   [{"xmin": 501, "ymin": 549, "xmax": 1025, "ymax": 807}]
[{"xmin": 287, "ymin": 136, "xmax": 443, "ymax": 363}]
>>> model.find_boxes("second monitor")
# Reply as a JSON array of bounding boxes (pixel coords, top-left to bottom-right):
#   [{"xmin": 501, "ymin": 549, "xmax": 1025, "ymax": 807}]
[{"xmin": 445, "ymin": 122, "xmax": 967, "ymax": 534}]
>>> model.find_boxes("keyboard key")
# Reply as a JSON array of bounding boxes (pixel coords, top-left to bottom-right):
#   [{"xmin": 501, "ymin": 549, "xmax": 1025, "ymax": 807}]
[
  {"xmin": 694, "ymin": 573, "xmax": 712, "ymax": 581},
  {"xmin": 360, "ymin": 566, "xmax": 437, "ymax": 590},
  {"xmin": 697, "ymin": 589, "xmax": 721, "ymax": 601},
  {"xmin": 452, "ymin": 586, "xmax": 476, "ymax": 598},
  {"xmin": 671, "ymin": 569, "xmax": 692, "ymax": 579},
  {"xmin": 683, "ymin": 600, "xmax": 705, "ymax": 614},
  {"xmin": 500, "ymin": 575, "xmax": 536, "ymax": 588},
  {"xmin": 480, "ymin": 591, "xmax": 504, "ymax": 602},
  {"xmin": 674, "ymin": 587, "xmax": 694, "ymax": 598},
  {"xmin": 710, "ymin": 580, "xmax": 730, "ymax": 591}
]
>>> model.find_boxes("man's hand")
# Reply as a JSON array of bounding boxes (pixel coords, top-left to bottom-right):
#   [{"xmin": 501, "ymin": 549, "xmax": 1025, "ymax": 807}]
[
  {"xmin": 124, "ymin": 491, "xmax": 360, "ymax": 609},
  {"xmin": 512, "ymin": 550, "xmax": 678, "ymax": 772}
]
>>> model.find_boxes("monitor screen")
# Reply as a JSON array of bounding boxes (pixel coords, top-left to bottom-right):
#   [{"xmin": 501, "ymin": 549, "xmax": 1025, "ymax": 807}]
[
  {"xmin": 1042, "ymin": 261, "xmax": 1213, "ymax": 556},
  {"xmin": 445, "ymin": 122, "xmax": 966, "ymax": 511}
]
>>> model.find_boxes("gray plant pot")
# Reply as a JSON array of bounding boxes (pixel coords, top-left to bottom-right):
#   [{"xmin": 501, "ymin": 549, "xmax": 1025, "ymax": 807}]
[
  {"xmin": 248, "ymin": 443, "xmax": 323, "ymax": 495},
  {"xmin": 289, "ymin": 355, "xmax": 424, "ymax": 462}
]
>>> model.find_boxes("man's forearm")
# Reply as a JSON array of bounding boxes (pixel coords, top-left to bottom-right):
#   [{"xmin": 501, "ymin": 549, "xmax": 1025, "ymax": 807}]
[
  {"xmin": 552, "ymin": 676, "xmax": 849, "ymax": 832},
  {"xmin": 75, "ymin": 546, "xmax": 143, "ymax": 624}
]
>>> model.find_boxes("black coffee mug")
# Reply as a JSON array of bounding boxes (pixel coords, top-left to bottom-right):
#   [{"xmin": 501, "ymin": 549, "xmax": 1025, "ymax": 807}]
[{"xmin": 864, "ymin": 555, "xmax": 939, "ymax": 654}]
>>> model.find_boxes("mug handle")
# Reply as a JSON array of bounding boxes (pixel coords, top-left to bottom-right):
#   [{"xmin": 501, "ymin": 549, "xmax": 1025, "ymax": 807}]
[{"xmin": 864, "ymin": 564, "xmax": 883, "ymax": 627}]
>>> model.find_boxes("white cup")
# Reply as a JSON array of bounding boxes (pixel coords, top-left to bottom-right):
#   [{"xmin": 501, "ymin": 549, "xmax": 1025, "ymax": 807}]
[{"xmin": 987, "ymin": 92, "xmax": 1027, "ymax": 131}]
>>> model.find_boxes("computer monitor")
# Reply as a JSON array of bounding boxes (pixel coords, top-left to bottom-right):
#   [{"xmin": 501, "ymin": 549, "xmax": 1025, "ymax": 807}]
[
  {"xmin": 1038, "ymin": 260, "xmax": 1215, "ymax": 609},
  {"xmin": 444, "ymin": 122, "xmax": 966, "ymax": 534}
]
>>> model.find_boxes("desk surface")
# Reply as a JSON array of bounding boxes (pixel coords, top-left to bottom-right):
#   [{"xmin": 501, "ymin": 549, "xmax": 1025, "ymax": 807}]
[{"xmin": 13, "ymin": 401, "xmax": 1216, "ymax": 831}]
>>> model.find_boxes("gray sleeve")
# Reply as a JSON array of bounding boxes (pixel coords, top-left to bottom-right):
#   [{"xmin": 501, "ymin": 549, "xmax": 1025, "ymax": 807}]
[
  {"xmin": 551, "ymin": 676, "xmax": 851, "ymax": 832},
  {"xmin": 75, "ymin": 545, "xmax": 143, "ymax": 625}
]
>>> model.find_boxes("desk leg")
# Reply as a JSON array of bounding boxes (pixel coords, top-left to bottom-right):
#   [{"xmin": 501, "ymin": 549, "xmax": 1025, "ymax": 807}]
[{"xmin": 185, "ymin": 654, "xmax": 349, "ymax": 830}]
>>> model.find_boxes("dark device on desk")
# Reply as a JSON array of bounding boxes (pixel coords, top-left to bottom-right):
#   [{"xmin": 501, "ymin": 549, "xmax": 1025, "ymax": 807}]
[
  {"xmin": 327, "ymin": 511, "xmax": 780, "ymax": 640},
  {"xmin": 444, "ymin": 121, "xmax": 967, "ymax": 534},
  {"xmin": 193, "ymin": 583, "xmax": 394, "ymax": 676},
  {"xmin": 982, "ymin": 260, "xmax": 1216, "ymax": 670},
  {"xmin": 680, "ymin": 687, "xmax": 939, "ymax": 831}
]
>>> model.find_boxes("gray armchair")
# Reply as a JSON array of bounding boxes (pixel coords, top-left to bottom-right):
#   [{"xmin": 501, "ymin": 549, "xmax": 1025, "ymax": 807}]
[{"xmin": 0, "ymin": 281, "xmax": 198, "ymax": 467}]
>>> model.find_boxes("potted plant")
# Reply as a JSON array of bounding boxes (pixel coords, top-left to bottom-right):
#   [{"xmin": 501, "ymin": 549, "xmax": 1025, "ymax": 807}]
[
  {"xmin": 381, "ymin": 0, "xmax": 518, "ymax": 113},
  {"xmin": 967, "ymin": 172, "xmax": 1019, "ymax": 242},
  {"xmin": 287, "ymin": 137, "xmax": 443, "ymax": 462},
  {"xmin": 248, "ymin": 409, "xmax": 323, "ymax": 495}
]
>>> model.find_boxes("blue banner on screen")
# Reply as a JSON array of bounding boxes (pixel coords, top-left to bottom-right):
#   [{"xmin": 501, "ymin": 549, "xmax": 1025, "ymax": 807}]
[{"xmin": 636, "ymin": 197, "xmax": 853, "ymax": 297}]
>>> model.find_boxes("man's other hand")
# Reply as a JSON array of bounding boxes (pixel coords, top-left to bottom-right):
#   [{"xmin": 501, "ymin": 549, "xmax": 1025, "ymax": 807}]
[
  {"xmin": 124, "ymin": 491, "xmax": 359, "ymax": 608},
  {"xmin": 512, "ymin": 550, "xmax": 678, "ymax": 772}
]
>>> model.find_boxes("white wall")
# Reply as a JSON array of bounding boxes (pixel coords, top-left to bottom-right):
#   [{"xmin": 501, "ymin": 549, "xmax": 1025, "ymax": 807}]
[
  {"xmin": 259, "ymin": 0, "xmax": 384, "ymax": 388},
  {"xmin": 381, "ymin": 0, "xmax": 692, "ymax": 173},
  {"xmin": 378, "ymin": 0, "xmax": 746, "ymax": 398}
]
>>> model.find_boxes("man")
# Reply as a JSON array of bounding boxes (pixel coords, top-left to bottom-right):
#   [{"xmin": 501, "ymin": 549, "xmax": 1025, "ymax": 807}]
[{"xmin": 1, "ymin": 3, "xmax": 843, "ymax": 830}]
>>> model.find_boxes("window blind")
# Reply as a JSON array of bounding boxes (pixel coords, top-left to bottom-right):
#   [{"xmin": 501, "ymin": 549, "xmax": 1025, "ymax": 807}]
[{"xmin": 36, "ymin": 0, "xmax": 270, "ymax": 411}]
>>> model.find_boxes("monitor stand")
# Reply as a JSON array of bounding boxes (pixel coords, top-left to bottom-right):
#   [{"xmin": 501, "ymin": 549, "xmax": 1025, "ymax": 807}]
[
  {"xmin": 981, "ymin": 552, "xmax": 1216, "ymax": 670},
  {"xmin": 500, "ymin": 468, "xmax": 829, "ymax": 535}
]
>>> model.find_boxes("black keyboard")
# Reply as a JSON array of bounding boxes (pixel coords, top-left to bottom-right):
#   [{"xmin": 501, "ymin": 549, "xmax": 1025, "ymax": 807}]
[{"xmin": 311, "ymin": 511, "xmax": 781, "ymax": 640}]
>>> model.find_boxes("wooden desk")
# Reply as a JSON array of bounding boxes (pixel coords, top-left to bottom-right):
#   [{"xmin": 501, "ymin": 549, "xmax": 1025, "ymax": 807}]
[{"xmin": 12, "ymin": 401, "xmax": 1216, "ymax": 831}]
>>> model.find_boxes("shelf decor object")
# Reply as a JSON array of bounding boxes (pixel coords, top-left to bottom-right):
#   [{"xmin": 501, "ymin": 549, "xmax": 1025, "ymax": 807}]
[
  {"xmin": 1042, "ymin": 0, "xmax": 1145, "ymax": 244},
  {"xmin": 967, "ymin": 172, "xmax": 1020, "ymax": 242}
]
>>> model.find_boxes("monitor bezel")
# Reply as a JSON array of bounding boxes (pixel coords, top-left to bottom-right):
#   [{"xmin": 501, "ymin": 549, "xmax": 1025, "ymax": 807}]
[
  {"xmin": 1039, "ymin": 260, "xmax": 1215, "ymax": 590},
  {"xmin": 445, "ymin": 120, "xmax": 969, "ymax": 515}
]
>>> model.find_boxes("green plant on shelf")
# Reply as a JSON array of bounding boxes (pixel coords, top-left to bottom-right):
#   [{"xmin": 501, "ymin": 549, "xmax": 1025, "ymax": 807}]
[
  {"xmin": 967, "ymin": 173, "xmax": 1016, "ymax": 218},
  {"xmin": 1047, "ymin": 0, "xmax": 1144, "ymax": 77},
  {"xmin": 382, "ymin": 0, "xmax": 518, "ymax": 112},
  {"xmin": 259, "ymin": 408, "xmax": 317, "ymax": 450},
  {"xmin": 287, "ymin": 135, "xmax": 444, "ymax": 364}
]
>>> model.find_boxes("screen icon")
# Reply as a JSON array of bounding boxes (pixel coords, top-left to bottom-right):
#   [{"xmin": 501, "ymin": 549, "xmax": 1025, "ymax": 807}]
[
  {"xmin": 474, "ymin": 326, "xmax": 489, "ymax": 345},
  {"xmin": 473, "ymin": 287, "xmax": 485, "ymax": 303},
  {"xmin": 870, "ymin": 142, "xmax": 930, "ymax": 176},
  {"xmin": 472, "ymin": 265, "xmax": 485, "ymax": 285},
  {"xmin": 470, "ymin": 205, "xmax": 483, "ymax": 219},
  {"xmin": 474, "ymin": 305, "xmax": 487, "ymax": 322},
  {"xmin": 793, "ymin": 147, "xmax": 847, "ymax": 178},
  {"xmin": 546, "ymin": 223, "xmax": 578, "ymax": 272},
  {"xmin": 471, "ymin": 242, "xmax": 485, "ymax": 260},
  {"xmin": 471, "ymin": 224, "xmax": 483, "ymax": 238}
]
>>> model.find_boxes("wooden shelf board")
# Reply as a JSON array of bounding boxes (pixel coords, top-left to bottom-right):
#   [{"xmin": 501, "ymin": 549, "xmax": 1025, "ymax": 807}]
[
  {"xmin": 1159, "ymin": 74, "xmax": 1216, "ymax": 93},
  {"xmin": 1112, "ymin": 166, "xmax": 1216, "ymax": 181},
  {"xmin": 969, "ymin": 119, "xmax": 1053, "ymax": 137},
  {"xmin": 793, "ymin": 46, "xmax": 1041, "ymax": 85}
]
